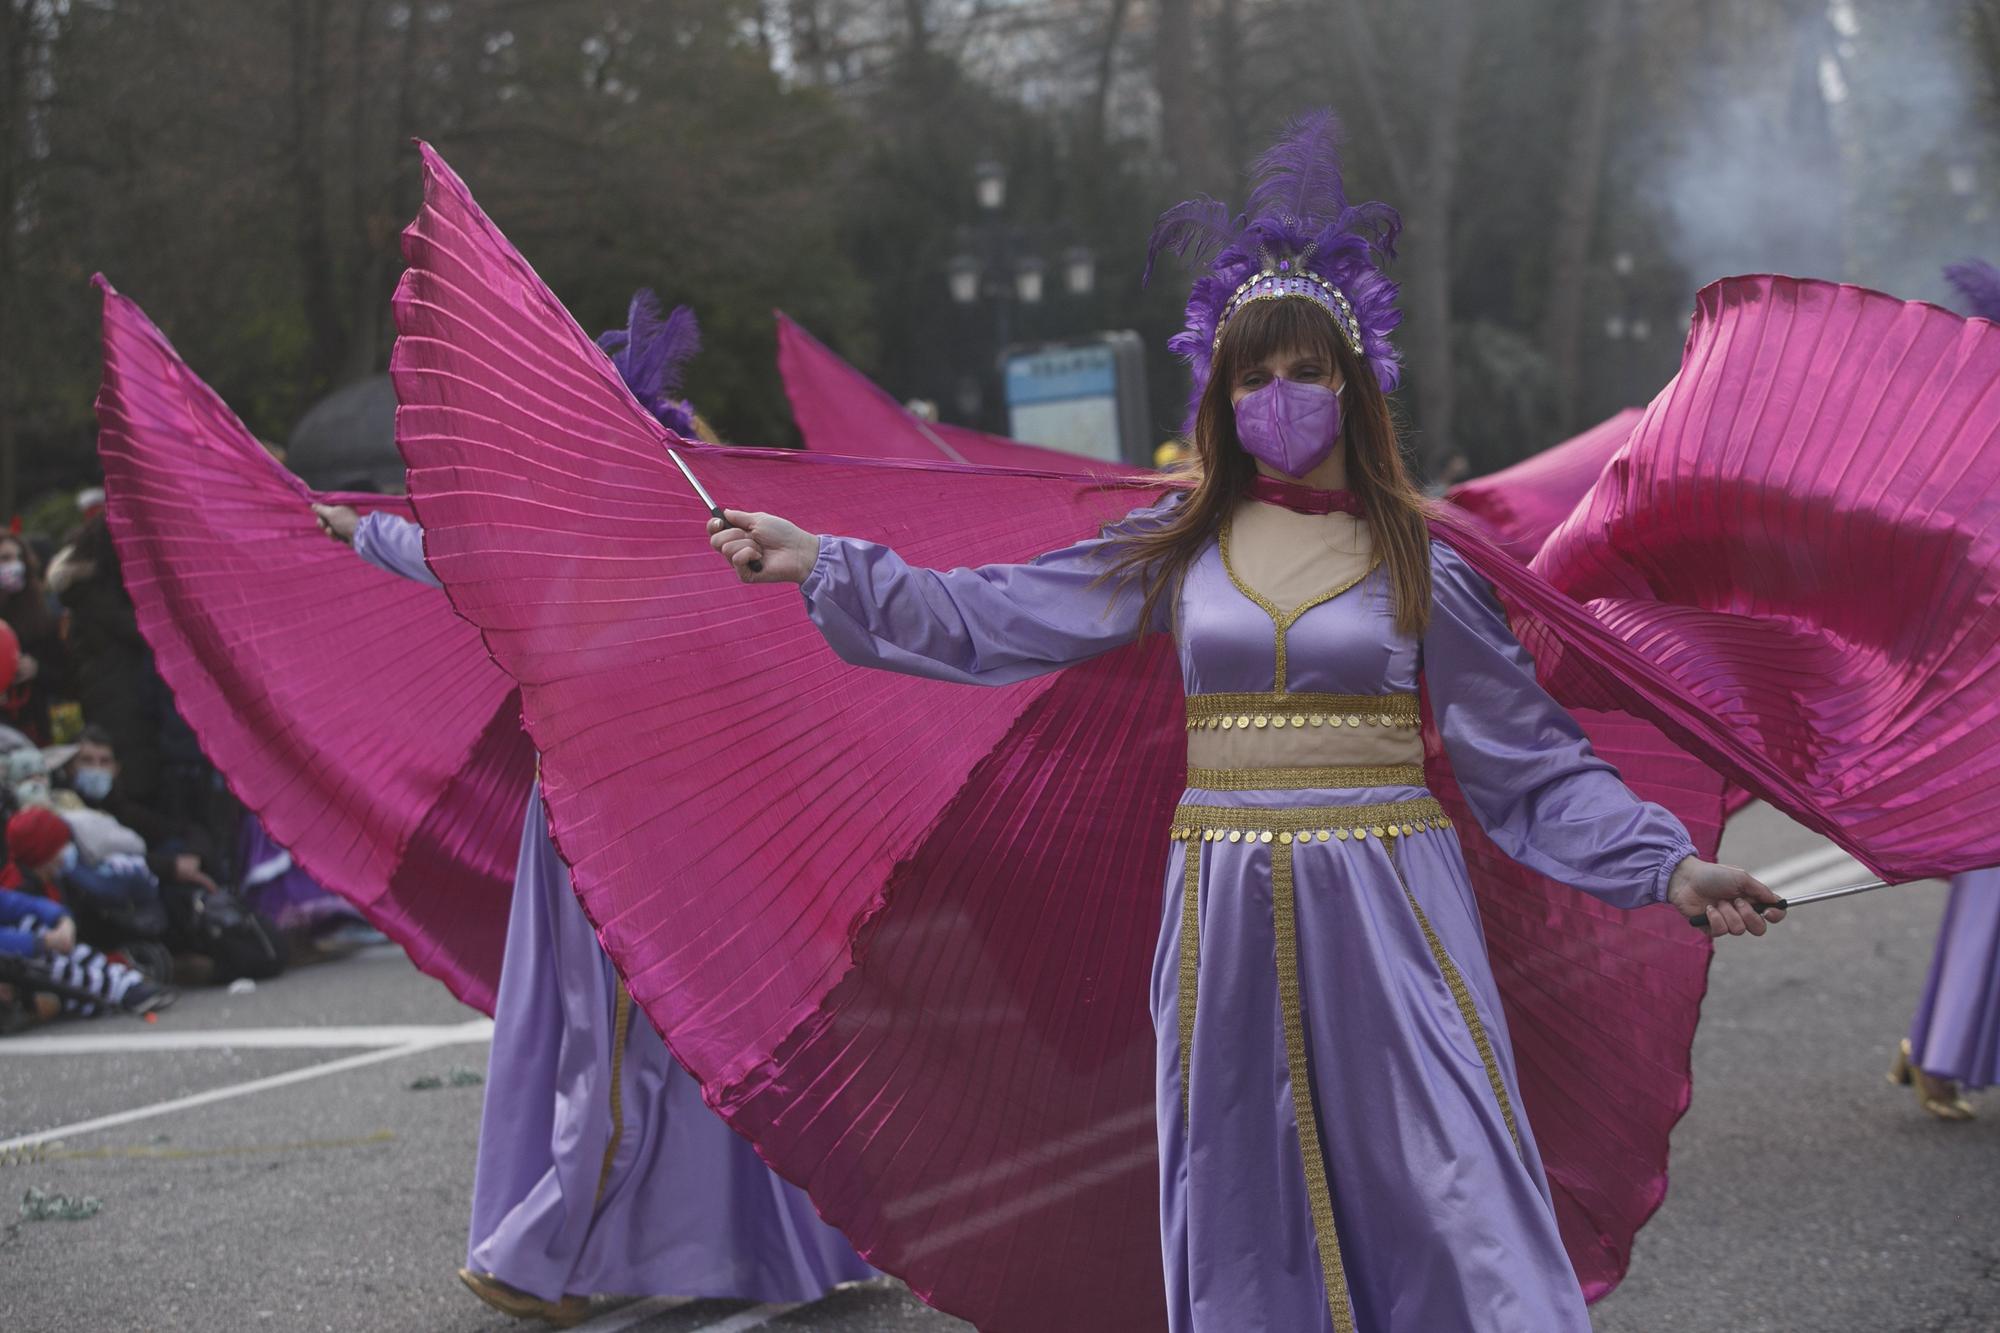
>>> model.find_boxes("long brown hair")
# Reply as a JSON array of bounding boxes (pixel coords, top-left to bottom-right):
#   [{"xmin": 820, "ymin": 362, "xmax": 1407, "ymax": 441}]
[{"xmin": 1109, "ymin": 298, "xmax": 1435, "ymax": 637}]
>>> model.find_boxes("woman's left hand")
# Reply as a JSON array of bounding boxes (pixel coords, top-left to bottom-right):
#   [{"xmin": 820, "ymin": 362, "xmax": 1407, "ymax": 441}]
[
  {"xmin": 1665, "ymin": 857, "xmax": 1787, "ymax": 937},
  {"xmin": 313, "ymin": 503, "xmax": 360, "ymax": 545}
]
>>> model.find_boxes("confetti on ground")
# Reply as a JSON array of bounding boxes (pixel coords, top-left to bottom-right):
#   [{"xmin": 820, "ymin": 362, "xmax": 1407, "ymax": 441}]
[
  {"xmin": 21, "ymin": 1185, "xmax": 102, "ymax": 1221},
  {"xmin": 405, "ymin": 1066, "xmax": 483, "ymax": 1091}
]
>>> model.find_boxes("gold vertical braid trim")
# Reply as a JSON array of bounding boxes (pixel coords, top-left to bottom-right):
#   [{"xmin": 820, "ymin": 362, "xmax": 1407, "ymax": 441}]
[
  {"xmin": 1218, "ymin": 522, "xmax": 1380, "ymax": 692},
  {"xmin": 1387, "ymin": 849, "xmax": 1522, "ymax": 1153},
  {"xmin": 593, "ymin": 983, "xmax": 636, "ymax": 1209},
  {"xmin": 1273, "ymin": 838, "xmax": 1356, "ymax": 1332},
  {"xmin": 1179, "ymin": 840, "xmax": 1202, "ymax": 1129}
]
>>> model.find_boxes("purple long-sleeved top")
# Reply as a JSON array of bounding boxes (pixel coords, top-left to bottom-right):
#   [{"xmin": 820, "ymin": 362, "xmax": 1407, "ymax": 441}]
[
  {"xmin": 353, "ymin": 511, "xmax": 441, "ymax": 589},
  {"xmin": 803, "ymin": 499, "xmax": 1694, "ymax": 909}
]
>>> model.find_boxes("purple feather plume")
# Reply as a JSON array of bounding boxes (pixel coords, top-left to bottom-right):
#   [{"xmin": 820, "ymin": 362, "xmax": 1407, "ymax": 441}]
[
  {"xmin": 1945, "ymin": 260, "xmax": 2000, "ymax": 323},
  {"xmin": 1149, "ymin": 107, "xmax": 1404, "ymax": 424},
  {"xmin": 597, "ymin": 289, "xmax": 702, "ymax": 435}
]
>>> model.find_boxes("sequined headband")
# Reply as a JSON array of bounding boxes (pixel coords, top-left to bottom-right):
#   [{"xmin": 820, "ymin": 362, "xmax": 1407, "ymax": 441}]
[{"xmin": 1211, "ymin": 247, "xmax": 1365, "ymax": 359}]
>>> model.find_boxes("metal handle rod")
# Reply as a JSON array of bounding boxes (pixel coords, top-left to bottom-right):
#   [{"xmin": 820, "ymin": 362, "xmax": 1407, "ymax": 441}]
[
  {"xmin": 667, "ymin": 447, "xmax": 762, "ymax": 573},
  {"xmin": 1687, "ymin": 876, "xmax": 1894, "ymax": 931}
]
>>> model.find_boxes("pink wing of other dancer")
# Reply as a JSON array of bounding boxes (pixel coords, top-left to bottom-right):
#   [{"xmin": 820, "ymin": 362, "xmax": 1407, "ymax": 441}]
[
  {"xmin": 93, "ymin": 278, "xmax": 529, "ymax": 1012},
  {"xmin": 1447, "ymin": 408, "xmax": 1643, "ymax": 561},
  {"xmin": 776, "ymin": 309, "xmax": 1142, "ymax": 474},
  {"xmin": 393, "ymin": 140, "xmax": 2000, "ymax": 1330}
]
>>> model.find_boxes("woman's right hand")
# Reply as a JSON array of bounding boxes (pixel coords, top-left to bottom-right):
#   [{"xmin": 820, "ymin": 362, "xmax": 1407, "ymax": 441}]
[
  {"xmin": 313, "ymin": 503, "xmax": 360, "ymax": 544},
  {"xmin": 708, "ymin": 510, "xmax": 818, "ymax": 585}
]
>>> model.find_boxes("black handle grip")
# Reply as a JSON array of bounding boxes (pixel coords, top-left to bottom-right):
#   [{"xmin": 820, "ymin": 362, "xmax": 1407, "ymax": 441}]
[
  {"xmin": 1688, "ymin": 898, "xmax": 1788, "ymax": 931},
  {"xmin": 711, "ymin": 506, "xmax": 762, "ymax": 573}
]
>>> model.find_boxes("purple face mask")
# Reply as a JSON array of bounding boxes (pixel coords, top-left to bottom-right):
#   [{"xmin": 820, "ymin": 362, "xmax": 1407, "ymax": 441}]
[{"xmin": 1233, "ymin": 378, "xmax": 1343, "ymax": 478}]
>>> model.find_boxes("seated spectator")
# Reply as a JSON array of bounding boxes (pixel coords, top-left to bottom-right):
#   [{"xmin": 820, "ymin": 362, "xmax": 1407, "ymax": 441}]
[
  {"xmin": 66, "ymin": 726, "xmax": 219, "ymax": 895},
  {"xmin": 61, "ymin": 728, "xmax": 283, "ymax": 984},
  {"xmin": 0, "ymin": 533, "xmax": 68, "ymax": 745},
  {"xmin": 0, "ymin": 810, "xmax": 171, "ymax": 1024}
]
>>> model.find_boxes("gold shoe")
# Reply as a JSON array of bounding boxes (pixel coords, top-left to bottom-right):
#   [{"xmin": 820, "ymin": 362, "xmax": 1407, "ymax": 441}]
[
  {"xmin": 1888, "ymin": 1038, "xmax": 1975, "ymax": 1121},
  {"xmin": 456, "ymin": 1268, "xmax": 590, "ymax": 1326}
]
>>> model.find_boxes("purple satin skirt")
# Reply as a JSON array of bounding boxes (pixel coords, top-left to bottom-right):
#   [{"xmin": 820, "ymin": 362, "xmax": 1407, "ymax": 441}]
[
  {"xmin": 467, "ymin": 786, "xmax": 874, "ymax": 1301},
  {"xmin": 1153, "ymin": 784, "xmax": 1589, "ymax": 1333},
  {"xmin": 1909, "ymin": 869, "xmax": 2000, "ymax": 1089},
  {"xmin": 237, "ymin": 813, "xmax": 362, "ymax": 934}
]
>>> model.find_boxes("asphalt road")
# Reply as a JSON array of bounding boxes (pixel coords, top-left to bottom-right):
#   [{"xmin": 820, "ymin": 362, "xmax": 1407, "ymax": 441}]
[{"xmin": 1, "ymin": 803, "xmax": 1991, "ymax": 1332}]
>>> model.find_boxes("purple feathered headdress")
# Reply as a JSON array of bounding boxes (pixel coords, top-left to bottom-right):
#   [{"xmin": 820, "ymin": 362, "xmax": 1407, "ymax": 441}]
[
  {"xmin": 1148, "ymin": 109, "xmax": 1402, "ymax": 422},
  {"xmin": 1945, "ymin": 259, "xmax": 2000, "ymax": 324},
  {"xmin": 597, "ymin": 289, "xmax": 702, "ymax": 437}
]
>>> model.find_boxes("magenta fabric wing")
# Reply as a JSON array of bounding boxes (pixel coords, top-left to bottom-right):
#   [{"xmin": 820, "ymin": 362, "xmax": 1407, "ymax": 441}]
[
  {"xmin": 776, "ymin": 309, "xmax": 1140, "ymax": 474},
  {"xmin": 93, "ymin": 278, "xmax": 528, "ymax": 1013},
  {"xmin": 392, "ymin": 142, "xmax": 2000, "ymax": 1330},
  {"xmin": 1447, "ymin": 408, "xmax": 1643, "ymax": 561}
]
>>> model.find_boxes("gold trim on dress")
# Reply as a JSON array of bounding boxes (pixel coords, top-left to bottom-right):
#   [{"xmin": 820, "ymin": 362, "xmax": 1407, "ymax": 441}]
[
  {"xmin": 1273, "ymin": 837, "xmax": 1356, "ymax": 1331},
  {"xmin": 1186, "ymin": 763, "xmax": 1426, "ymax": 791},
  {"xmin": 1179, "ymin": 840, "xmax": 1202, "ymax": 1129},
  {"xmin": 1169, "ymin": 797, "xmax": 1451, "ymax": 844},
  {"xmin": 1184, "ymin": 691, "xmax": 1420, "ymax": 732},
  {"xmin": 1218, "ymin": 522, "xmax": 1380, "ymax": 692},
  {"xmin": 593, "ymin": 982, "xmax": 635, "ymax": 1209},
  {"xmin": 1386, "ymin": 847, "xmax": 1522, "ymax": 1154}
]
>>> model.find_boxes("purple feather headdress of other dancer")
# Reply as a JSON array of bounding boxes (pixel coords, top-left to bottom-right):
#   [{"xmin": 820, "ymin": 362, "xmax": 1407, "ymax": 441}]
[
  {"xmin": 597, "ymin": 289, "xmax": 702, "ymax": 437},
  {"xmin": 1147, "ymin": 108, "xmax": 1403, "ymax": 424},
  {"xmin": 1945, "ymin": 259, "xmax": 2000, "ymax": 324}
]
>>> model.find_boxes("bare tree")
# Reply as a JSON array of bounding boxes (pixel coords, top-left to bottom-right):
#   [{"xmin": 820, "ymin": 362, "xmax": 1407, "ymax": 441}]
[
  {"xmin": 1330, "ymin": 0, "xmax": 1476, "ymax": 473},
  {"xmin": 1541, "ymin": 0, "xmax": 1625, "ymax": 430}
]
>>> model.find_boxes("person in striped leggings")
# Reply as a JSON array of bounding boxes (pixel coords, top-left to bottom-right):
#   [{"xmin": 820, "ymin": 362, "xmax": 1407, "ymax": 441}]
[{"xmin": 2, "ymin": 808, "xmax": 172, "ymax": 1023}]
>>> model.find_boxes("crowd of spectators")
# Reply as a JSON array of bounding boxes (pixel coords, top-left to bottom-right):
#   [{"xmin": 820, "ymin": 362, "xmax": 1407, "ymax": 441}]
[{"xmin": 0, "ymin": 490, "xmax": 376, "ymax": 1033}]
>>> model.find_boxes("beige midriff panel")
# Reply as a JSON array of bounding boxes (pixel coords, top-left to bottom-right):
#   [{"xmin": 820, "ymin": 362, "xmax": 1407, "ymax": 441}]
[
  {"xmin": 1224, "ymin": 501, "xmax": 1374, "ymax": 612},
  {"xmin": 1186, "ymin": 724, "xmax": 1424, "ymax": 770}
]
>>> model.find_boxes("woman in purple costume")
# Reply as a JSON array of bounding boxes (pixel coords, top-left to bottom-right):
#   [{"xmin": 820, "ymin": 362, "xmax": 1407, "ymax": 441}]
[
  {"xmin": 1893, "ymin": 868, "xmax": 2000, "ymax": 1120},
  {"xmin": 704, "ymin": 117, "xmax": 1786, "ymax": 1333},
  {"xmin": 318, "ymin": 293, "xmax": 870, "ymax": 1324},
  {"xmin": 1883, "ymin": 261, "xmax": 2000, "ymax": 1123}
]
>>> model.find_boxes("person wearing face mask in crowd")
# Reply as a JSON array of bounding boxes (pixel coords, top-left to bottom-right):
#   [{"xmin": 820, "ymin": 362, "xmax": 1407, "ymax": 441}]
[
  {"xmin": 0, "ymin": 533, "xmax": 70, "ymax": 746},
  {"xmin": 56, "ymin": 726, "xmax": 281, "ymax": 986},
  {"xmin": 49, "ymin": 513, "xmax": 172, "ymax": 806},
  {"xmin": 63, "ymin": 726, "xmax": 221, "ymax": 899}
]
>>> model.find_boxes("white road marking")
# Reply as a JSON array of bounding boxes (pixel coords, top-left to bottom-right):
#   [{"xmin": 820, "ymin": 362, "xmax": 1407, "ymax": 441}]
[
  {"xmin": 886, "ymin": 1101, "xmax": 1155, "ymax": 1219},
  {"xmin": 567, "ymin": 1295, "xmax": 694, "ymax": 1332},
  {"xmin": 0, "ymin": 1028, "xmax": 489, "ymax": 1152},
  {"xmin": 685, "ymin": 1305, "xmax": 802, "ymax": 1333},
  {"xmin": 0, "ymin": 1019, "xmax": 494, "ymax": 1056},
  {"xmin": 1750, "ymin": 842, "xmax": 1864, "ymax": 891}
]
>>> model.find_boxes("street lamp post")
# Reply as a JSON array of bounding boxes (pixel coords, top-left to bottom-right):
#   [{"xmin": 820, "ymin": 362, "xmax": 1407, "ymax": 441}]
[{"xmin": 947, "ymin": 159, "xmax": 1095, "ymax": 431}]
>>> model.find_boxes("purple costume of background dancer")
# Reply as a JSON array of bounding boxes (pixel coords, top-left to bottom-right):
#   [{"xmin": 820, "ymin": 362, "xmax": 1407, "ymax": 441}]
[
  {"xmin": 350, "ymin": 510, "xmax": 872, "ymax": 1308},
  {"xmin": 1896, "ymin": 261, "xmax": 2000, "ymax": 1118}
]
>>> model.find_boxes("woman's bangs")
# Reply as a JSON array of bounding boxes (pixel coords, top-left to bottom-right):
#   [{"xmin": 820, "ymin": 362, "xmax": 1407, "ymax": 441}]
[{"xmin": 1218, "ymin": 298, "xmax": 1345, "ymax": 376}]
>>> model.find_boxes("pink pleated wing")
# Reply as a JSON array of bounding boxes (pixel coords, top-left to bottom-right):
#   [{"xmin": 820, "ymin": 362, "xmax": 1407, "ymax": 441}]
[
  {"xmin": 94, "ymin": 279, "xmax": 528, "ymax": 1012},
  {"xmin": 1447, "ymin": 409, "xmax": 1642, "ymax": 561},
  {"xmin": 777, "ymin": 309, "xmax": 1139, "ymax": 473},
  {"xmin": 1522, "ymin": 277, "xmax": 2000, "ymax": 879}
]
